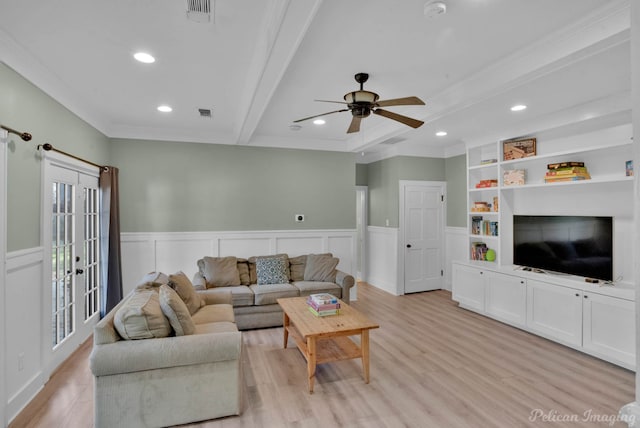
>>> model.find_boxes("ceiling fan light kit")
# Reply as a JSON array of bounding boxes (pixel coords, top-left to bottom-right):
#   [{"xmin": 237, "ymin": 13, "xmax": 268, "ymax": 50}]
[{"xmin": 294, "ymin": 72, "xmax": 425, "ymax": 134}]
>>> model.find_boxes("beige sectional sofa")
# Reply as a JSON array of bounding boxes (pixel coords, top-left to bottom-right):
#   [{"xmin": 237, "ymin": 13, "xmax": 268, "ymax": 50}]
[
  {"xmin": 192, "ymin": 253, "xmax": 355, "ymax": 330},
  {"xmin": 89, "ymin": 272, "xmax": 243, "ymax": 428}
]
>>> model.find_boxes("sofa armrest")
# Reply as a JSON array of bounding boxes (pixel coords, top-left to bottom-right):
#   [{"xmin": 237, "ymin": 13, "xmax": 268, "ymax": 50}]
[
  {"xmin": 336, "ymin": 270, "xmax": 355, "ymax": 305},
  {"xmin": 192, "ymin": 272, "xmax": 207, "ymax": 290},
  {"xmin": 90, "ymin": 330, "xmax": 242, "ymax": 377}
]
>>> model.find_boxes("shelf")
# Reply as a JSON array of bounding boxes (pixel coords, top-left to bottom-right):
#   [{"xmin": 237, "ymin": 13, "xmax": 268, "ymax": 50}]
[
  {"xmin": 499, "ymin": 140, "xmax": 632, "ymax": 168},
  {"xmin": 468, "ymin": 187, "xmax": 499, "ymax": 193},
  {"xmin": 469, "ymin": 163, "xmax": 498, "ymax": 171},
  {"xmin": 468, "ymin": 211, "xmax": 499, "ymax": 215},
  {"xmin": 500, "ymin": 175, "xmax": 633, "ymax": 190},
  {"xmin": 470, "ymin": 235, "xmax": 499, "ymax": 240}
]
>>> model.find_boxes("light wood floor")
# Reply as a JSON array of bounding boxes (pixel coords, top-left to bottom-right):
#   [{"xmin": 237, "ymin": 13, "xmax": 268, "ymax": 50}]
[{"xmin": 10, "ymin": 282, "xmax": 635, "ymax": 427}]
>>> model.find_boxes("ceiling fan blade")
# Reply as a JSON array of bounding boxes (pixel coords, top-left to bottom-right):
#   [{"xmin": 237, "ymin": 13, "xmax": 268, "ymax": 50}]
[
  {"xmin": 373, "ymin": 108, "xmax": 424, "ymax": 129},
  {"xmin": 375, "ymin": 96, "xmax": 425, "ymax": 107},
  {"xmin": 293, "ymin": 109, "xmax": 349, "ymax": 123},
  {"xmin": 314, "ymin": 99, "xmax": 348, "ymax": 104},
  {"xmin": 347, "ymin": 116, "xmax": 362, "ymax": 134}
]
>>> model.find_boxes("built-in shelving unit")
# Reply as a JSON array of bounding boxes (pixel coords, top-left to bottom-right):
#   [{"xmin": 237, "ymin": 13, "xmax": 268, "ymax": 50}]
[
  {"xmin": 455, "ymin": 121, "xmax": 636, "ymax": 370},
  {"xmin": 465, "ymin": 123, "xmax": 634, "ymax": 273}
]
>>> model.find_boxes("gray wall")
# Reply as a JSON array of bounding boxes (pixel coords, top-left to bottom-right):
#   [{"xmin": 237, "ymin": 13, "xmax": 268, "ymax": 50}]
[
  {"xmin": 110, "ymin": 139, "xmax": 357, "ymax": 232},
  {"xmin": 445, "ymin": 154, "xmax": 467, "ymax": 227},
  {"xmin": 366, "ymin": 156, "xmax": 446, "ymax": 227},
  {"xmin": 356, "ymin": 163, "xmax": 368, "ymax": 186},
  {"xmin": 1, "ymin": 63, "xmax": 110, "ymax": 251}
]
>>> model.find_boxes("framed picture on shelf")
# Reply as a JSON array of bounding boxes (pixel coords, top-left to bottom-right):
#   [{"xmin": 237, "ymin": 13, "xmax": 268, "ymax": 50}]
[{"xmin": 502, "ymin": 137, "xmax": 536, "ymax": 161}]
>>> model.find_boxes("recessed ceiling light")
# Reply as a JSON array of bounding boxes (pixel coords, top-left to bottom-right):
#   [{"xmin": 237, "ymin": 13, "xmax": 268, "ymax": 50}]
[
  {"xmin": 157, "ymin": 105, "xmax": 172, "ymax": 113},
  {"xmin": 289, "ymin": 124, "xmax": 302, "ymax": 131},
  {"xmin": 134, "ymin": 52, "xmax": 155, "ymax": 63},
  {"xmin": 436, "ymin": 131, "xmax": 447, "ymax": 137},
  {"xmin": 511, "ymin": 104, "xmax": 527, "ymax": 112},
  {"xmin": 313, "ymin": 119, "xmax": 326, "ymax": 125}
]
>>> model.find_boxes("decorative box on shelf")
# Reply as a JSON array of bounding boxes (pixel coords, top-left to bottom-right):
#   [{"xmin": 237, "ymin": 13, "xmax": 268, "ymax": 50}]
[
  {"xmin": 503, "ymin": 169, "xmax": 526, "ymax": 186},
  {"xmin": 475, "ymin": 179, "xmax": 498, "ymax": 188},
  {"xmin": 471, "ymin": 201, "xmax": 492, "ymax": 212}
]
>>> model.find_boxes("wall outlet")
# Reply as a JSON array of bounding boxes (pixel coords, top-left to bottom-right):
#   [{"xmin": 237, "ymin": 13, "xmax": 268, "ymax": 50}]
[
  {"xmin": 295, "ymin": 214, "xmax": 304, "ymax": 222},
  {"xmin": 18, "ymin": 353, "xmax": 24, "ymax": 371}
]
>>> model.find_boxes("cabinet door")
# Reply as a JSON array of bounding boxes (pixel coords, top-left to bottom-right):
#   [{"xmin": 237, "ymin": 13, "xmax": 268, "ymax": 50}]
[
  {"xmin": 452, "ymin": 264, "xmax": 485, "ymax": 312},
  {"xmin": 583, "ymin": 292, "xmax": 635, "ymax": 368},
  {"xmin": 526, "ymin": 280, "xmax": 582, "ymax": 346},
  {"xmin": 485, "ymin": 272, "xmax": 526, "ymax": 327}
]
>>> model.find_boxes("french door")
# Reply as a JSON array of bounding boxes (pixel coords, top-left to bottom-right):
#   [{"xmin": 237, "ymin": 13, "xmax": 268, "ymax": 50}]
[{"xmin": 43, "ymin": 157, "xmax": 100, "ymax": 370}]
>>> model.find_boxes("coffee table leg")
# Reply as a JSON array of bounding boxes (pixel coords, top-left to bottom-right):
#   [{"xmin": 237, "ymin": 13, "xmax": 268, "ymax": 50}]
[
  {"xmin": 307, "ymin": 337, "xmax": 316, "ymax": 393},
  {"xmin": 283, "ymin": 312, "xmax": 289, "ymax": 348},
  {"xmin": 361, "ymin": 329, "xmax": 370, "ymax": 383}
]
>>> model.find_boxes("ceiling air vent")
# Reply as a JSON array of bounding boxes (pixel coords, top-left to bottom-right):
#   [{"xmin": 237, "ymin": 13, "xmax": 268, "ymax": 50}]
[
  {"xmin": 186, "ymin": 0, "xmax": 212, "ymax": 23},
  {"xmin": 198, "ymin": 108, "xmax": 212, "ymax": 118}
]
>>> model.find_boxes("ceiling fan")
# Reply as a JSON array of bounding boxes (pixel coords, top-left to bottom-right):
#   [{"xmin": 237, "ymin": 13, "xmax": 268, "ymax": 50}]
[{"xmin": 293, "ymin": 73, "xmax": 425, "ymax": 134}]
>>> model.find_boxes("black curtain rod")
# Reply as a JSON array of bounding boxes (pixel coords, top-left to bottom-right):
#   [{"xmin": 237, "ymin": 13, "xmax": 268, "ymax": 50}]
[
  {"xmin": 37, "ymin": 143, "xmax": 108, "ymax": 171},
  {"xmin": 1, "ymin": 124, "xmax": 32, "ymax": 141}
]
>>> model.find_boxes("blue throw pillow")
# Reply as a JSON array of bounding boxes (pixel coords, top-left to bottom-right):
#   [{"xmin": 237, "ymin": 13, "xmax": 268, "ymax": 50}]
[{"xmin": 256, "ymin": 257, "xmax": 289, "ymax": 285}]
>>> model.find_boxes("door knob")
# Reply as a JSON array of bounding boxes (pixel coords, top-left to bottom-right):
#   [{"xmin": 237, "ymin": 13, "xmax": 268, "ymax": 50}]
[{"xmin": 406, "ymin": 244, "xmax": 412, "ymax": 248}]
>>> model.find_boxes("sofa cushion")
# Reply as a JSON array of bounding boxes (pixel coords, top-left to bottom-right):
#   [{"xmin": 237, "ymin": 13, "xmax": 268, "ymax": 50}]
[
  {"xmin": 191, "ymin": 303, "xmax": 236, "ymax": 325},
  {"xmin": 293, "ymin": 281, "xmax": 342, "ymax": 299},
  {"xmin": 248, "ymin": 254, "xmax": 289, "ymax": 284},
  {"xmin": 199, "ymin": 256, "xmax": 241, "ymax": 287},
  {"xmin": 168, "ymin": 271, "xmax": 205, "ymax": 315},
  {"xmin": 194, "ymin": 321, "xmax": 238, "ymax": 334},
  {"xmin": 249, "ymin": 283, "xmax": 299, "ymax": 305},
  {"xmin": 304, "ymin": 254, "xmax": 339, "ymax": 282},
  {"xmin": 136, "ymin": 271, "xmax": 169, "ymax": 288},
  {"xmin": 256, "ymin": 256, "xmax": 290, "ymax": 285},
  {"xmin": 237, "ymin": 258, "xmax": 251, "ymax": 285},
  {"xmin": 288, "ymin": 255, "xmax": 307, "ymax": 282},
  {"xmin": 289, "ymin": 253, "xmax": 333, "ymax": 281},
  {"xmin": 199, "ymin": 286, "xmax": 254, "ymax": 307},
  {"xmin": 114, "ymin": 289, "xmax": 172, "ymax": 340},
  {"xmin": 159, "ymin": 284, "xmax": 195, "ymax": 336}
]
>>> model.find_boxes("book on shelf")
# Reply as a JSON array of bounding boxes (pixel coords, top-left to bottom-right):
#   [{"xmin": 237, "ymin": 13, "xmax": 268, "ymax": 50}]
[
  {"xmin": 547, "ymin": 161, "xmax": 584, "ymax": 170},
  {"xmin": 308, "ymin": 306, "xmax": 339, "ymax": 317},
  {"xmin": 626, "ymin": 160, "xmax": 634, "ymax": 177},
  {"xmin": 545, "ymin": 167, "xmax": 589, "ymax": 176},
  {"xmin": 470, "ymin": 242, "xmax": 488, "ymax": 261},
  {"xmin": 480, "ymin": 159, "xmax": 497, "ymax": 165},
  {"xmin": 544, "ymin": 176, "xmax": 590, "ymax": 182}
]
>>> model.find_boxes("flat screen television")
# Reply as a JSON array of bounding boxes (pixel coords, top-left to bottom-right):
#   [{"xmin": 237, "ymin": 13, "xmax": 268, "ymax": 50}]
[{"xmin": 513, "ymin": 215, "xmax": 613, "ymax": 281}]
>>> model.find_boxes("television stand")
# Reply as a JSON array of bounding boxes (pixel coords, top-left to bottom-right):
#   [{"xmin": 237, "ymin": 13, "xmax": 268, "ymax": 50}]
[{"xmin": 452, "ymin": 260, "xmax": 635, "ymax": 370}]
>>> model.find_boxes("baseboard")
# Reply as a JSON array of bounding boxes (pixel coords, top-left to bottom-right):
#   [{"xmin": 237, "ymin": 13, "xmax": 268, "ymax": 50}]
[{"xmin": 7, "ymin": 371, "xmax": 45, "ymax": 424}]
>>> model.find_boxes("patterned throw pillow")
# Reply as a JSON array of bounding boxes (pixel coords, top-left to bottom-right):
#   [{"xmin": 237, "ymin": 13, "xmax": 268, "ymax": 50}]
[{"xmin": 256, "ymin": 257, "xmax": 290, "ymax": 285}]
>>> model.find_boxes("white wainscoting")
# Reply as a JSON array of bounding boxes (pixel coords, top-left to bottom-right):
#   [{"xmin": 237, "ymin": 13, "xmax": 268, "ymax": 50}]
[
  {"xmin": 121, "ymin": 229, "xmax": 358, "ymax": 299},
  {"xmin": 366, "ymin": 226, "xmax": 468, "ymax": 295},
  {"xmin": 445, "ymin": 227, "xmax": 468, "ymax": 291},
  {"xmin": 5, "ymin": 247, "xmax": 45, "ymax": 423},
  {"xmin": 366, "ymin": 226, "xmax": 399, "ymax": 295}
]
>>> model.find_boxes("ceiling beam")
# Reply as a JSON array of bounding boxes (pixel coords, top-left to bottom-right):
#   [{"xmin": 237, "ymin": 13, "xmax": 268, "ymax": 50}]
[
  {"xmin": 346, "ymin": 0, "xmax": 631, "ymax": 154},
  {"xmin": 233, "ymin": 0, "xmax": 323, "ymax": 145}
]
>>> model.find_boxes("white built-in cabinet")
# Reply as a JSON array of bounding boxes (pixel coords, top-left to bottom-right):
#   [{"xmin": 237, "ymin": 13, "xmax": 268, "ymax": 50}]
[
  {"xmin": 452, "ymin": 262, "xmax": 636, "ymax": 369},
  {"xmin": 454, "ymin": 120, "xmax": 636, "ymax": 370}
]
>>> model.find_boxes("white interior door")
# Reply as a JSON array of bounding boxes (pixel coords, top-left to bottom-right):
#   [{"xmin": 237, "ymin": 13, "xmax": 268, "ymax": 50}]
[
  {"xmin": 43, "ymin": 157, "xmax": 100, "ymax": 373},
  {"xmin": 402, "ymin": 182, "xmax": 445, "ymax": 293}
]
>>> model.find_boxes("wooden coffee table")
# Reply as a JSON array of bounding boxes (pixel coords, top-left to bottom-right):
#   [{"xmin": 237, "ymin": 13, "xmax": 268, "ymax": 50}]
[{"xmin": 277, "ymin": 296, "xmax": 379, "ymax": 393}]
